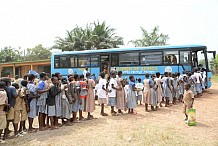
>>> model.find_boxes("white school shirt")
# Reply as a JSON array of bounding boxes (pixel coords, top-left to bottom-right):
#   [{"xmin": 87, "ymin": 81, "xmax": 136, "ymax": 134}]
[
  {"xmin": 136, "ymin": 83, "xmax": 143, "ymax": 96},
  {"xmin": 98, "ymin": 78, "xmax": 107, "ymax": 98},
  {"xmin": 108, "ymin": 78, "xmax": 118, "ymax": 97},
  {"xmin": 194, "ymin": 72, "xmax": 202, "ymax": 83}
]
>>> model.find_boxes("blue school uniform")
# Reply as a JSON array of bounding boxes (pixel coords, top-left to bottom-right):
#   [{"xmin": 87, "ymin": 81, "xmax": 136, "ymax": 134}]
[
  {"xmin": 71, "ymin": 81, "xmax": 80, "ymax": 112},
  {"xmin": 126, "ymin": 81, "xmax": 137, "ymax": 109},
  {"xmin": 151, "ymin": 80, "xmax": 157, "ymax": 107}
]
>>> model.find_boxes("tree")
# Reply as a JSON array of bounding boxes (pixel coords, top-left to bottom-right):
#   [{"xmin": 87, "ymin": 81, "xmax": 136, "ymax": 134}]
[
  {"xmin": 25, "ymin": 44, "xmax": 51, "ymax": 61},
  {"xmin": 129, "ymin": 26, "xmax": 169, "ymax": 47},
  {"xmin": 0, "ymin": 46, "xmax": 22, "ymax": 63},
  {"xmin": 54, "ymin": 21, "xmax": 124, "ymax": 51}
]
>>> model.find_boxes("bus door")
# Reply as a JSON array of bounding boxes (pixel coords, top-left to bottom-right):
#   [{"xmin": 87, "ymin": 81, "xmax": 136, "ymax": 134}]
[
  {"xmin": 100, "ymin": 55, "xmax": 110, "ymax": 73},
  {"xmin": 205, "ymin": 51, "xmax": 216, "ymax": 88}
]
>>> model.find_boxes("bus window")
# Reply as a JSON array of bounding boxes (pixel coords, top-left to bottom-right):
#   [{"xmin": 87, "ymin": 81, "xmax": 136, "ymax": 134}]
[
  {"xmin": 60, "ymin": 56, "xmax": 70, "ymax": 68},
  {"xmin": 78, "ymin": 56, "xmax": 90, "ymax": 67},
  {"xmin": 70, "ymin": 56, "xmax": 77, "ymax": 67},
  {"xmin": 163, "ymin": 51, "xmax": 178, "ymax": 64},
  {"xmin": 140, "ymin": 52, "xmax": 162, "ymax": 65},
  {"xmin": 180, "ymin": 51, "xmax": 191, "ymax": 64},
  {"xmin": 119, "ymin": 53, "xmax": 139, "ymax": 66},
  {"xmin": 54, "ymin": 56, "xmax": 60, "ymax": 68},
  {"xmin": 111, "ymin": 53, "xmax": 119, "ymax": 66},
  {"xmin": 90, "ymin": 56, "xmax": 99, "ymax": 67}
]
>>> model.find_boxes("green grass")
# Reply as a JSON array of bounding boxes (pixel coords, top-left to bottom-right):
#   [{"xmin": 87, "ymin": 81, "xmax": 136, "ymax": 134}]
[{"xmin": 212, "ymin": 74, "xmax": 218, "ymax": 83}]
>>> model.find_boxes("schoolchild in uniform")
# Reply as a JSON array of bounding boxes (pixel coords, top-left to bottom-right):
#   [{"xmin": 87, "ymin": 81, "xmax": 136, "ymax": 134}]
[
  {"xmin": 127, "ymin": 75, "xmax": 138, "ymax": 114},
  {"xmin": 154, "ymin": 72, "xmax": 163, "ymax": 107},
  {"xmin": 0, "ymin": 81, "xmax": 8, "ymax": 143},
  {"xmin": 47, "ymin": 77, "xmax": 62, "ymax": 130},
  {"xmin": 85, "ymin": 73, "xmax": 96, "ymax": 119},
  {"xmin": 61, "ymin": 78, "xmax": 72, "ymax": 126},
  {"xmin": 108, "ymin": 72, "xmax": 119, "ymax": 116},
  {"xmin": 79, "ymin": 75, "xmax": 88, "ymax": 120},
  {"xmin": 54, "ymin": 73, "xmax": 62, "ymax": 126},
  {"xmin": 135, "ymin": 78, "xmax": 143, "ymax": 105},
  {"xmin": 27, "ymin": 74, "xmax": 40, "ymax": 133},
  {"xmin": 183, "ymin": 83, "xmax": 194, "ymax": 123},
  {"xmin": 98, "ymin": 72, "xmax": 109, "ymax": 116},
  {"xmin": 172, "ymin": 73, "xmax": 179, "ymax": 104},
  {"xmin": 116, "ymin": 71, "xmax": 126, "ymax": 114},
  {"xmin": 71, "ymin": 74, "xmax": 81, "ymax": 122},
  {"xmin": 37, "ymin": 72, "xmax": 50, "ymax": 131},
  {"xmin": 187, "ymin": 72, "xmax": 197, "ymax": 97},
  {"xmin": 151, "ymin": 75, "xmax": 158, "ymax": 111},
  {"xmin": 163, "ymin": 72, "xmax": 172, "ymax": 107},
  {"xmin": 2, "ymin": 78, "xmax": 18, "ymax": 138},
  {"xmin": 168, "ymin": 72, "xmax": 174, "ymax": 105},
  {"xmin": 143, "ymin": 73, "xmax": 152, "ymax": 112},
  {"xmin": 12, "ymin": 83, "xmax": 27, "ymax": 137}
]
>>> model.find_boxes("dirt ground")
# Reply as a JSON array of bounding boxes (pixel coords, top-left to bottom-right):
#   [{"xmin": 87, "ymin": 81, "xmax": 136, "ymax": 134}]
[{"xmin": 5, "ymin": 84, "xmax": 218, "ymax": 146}]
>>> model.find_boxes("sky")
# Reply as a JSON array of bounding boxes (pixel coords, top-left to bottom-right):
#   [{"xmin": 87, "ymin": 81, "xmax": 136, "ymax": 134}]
[{"xmin": 0, "ymin": 0, "xmax": 218, "ymax": 56}]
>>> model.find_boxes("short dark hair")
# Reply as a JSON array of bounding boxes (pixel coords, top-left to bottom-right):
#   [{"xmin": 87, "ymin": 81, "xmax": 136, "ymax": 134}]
[
  {"xmin": 80, "ymin": 74, "xmax": 84, "ymax": 79},
  {"xmin": 138, "ymin": 78, "xmax": 141, "ymax": 82},
  {"xmin": 15, "ymin": 75, "xmax": 19, "ymax": 79},
  {"xmin": 40, "ymin": 72, "xmax": 47, "ymax": 79},
  {"xmin": 21, "ymin": 80, "xmax": 28, "ymax": 87},
  {"xmin": 12, "ymin": 83, "xmax": 19, "ymax": 89},
  {"xmin": 118, "ymin": 71, "xmax": 122, "ymax": 76},
  {"xmin": 74, "ymin": 74, "xmax": 79, "ymax": 80},
  {"xmin": 145, "ymin": 73, "xmax": 150, "ymax": 78},
  {"xmin": 100, "ymin": 72, "xmax": 105, "ymax": 78},
  {"xmin": 61, "ymin": 77, "xmax": 68, "ymax": 84},
  {"xmin": 0, "ymin": 81, "xmax": 6, "ymax": 89},
  {"xmin": 156, "ymin": 72, "xmax": 160, "ymax": 78},
  {"xmin": 28, "ymin": 74, "xmax": 35, "ymax": 81},
  {"xmin": 86, "ymin": 72, "xmax": 91, "ymax": 77},
  {"xmin": 129, "ymin": 75, "xmax": 134, "ymax": 80},
  {"xmin": 23, "ymin": 74, "xmax": 29, "ymax": 80},
  {"xmin": 2, "ymin": 78, "xmax": 11, "ymax": 86}
]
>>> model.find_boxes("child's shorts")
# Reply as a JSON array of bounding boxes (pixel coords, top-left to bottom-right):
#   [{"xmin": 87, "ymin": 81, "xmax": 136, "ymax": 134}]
[
  {"xmin": 137, "ymin": 95, "xmax": 142, "ymax": 101},
  {"xmin": 79, "ymin": 98, "xmax": 86, "ymax": 111},
  {"xmin": 98, "ymin": 98, "xmax": 107, "ymax": 104},
  {"xmin": 0, "ymin": 114, "xmax": 6, "ymax": 129},
  {"xmin": 47, "ymin": 105, "xmax": 56, "ymax": 117},
  {"xmin": 14, "ymin": 110, "xmax": 28, "ymax": 124},
  {"xmin": 108, "ymin": 97, "xmax": 116, "ymax": 106},
  {"xmin": 183, "ymin": 104, "xmax": 192, "ymax": 114},
  {"xmin": 6, "ymin": 107, "xmax": 15, "ymax": 121}
]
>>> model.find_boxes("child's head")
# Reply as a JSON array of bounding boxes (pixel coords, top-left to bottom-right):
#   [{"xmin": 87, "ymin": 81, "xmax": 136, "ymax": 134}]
[
  {"xmin": 137, "ymin": 78, "xmax": 141, "ymax": 83},
  {"xmin": 177, "ymin": 72, "xmax": 180, "ymax": 77},
  {"xmin": 152, "ymin": 74, "xmax": 156, "ymax": 79},
  {"xmin": 61, "ymin": 78, "xmax": 68, "ymax": 84},
  {"xmin": 172, "ymin": 73, "xmax": 176, "ymax": 78},
  {"xmin": 2, "ymin": 78, "xmax": 11, "ymax": 86},
  {"xmin": 111, "ymin": 72, "xmax": 116, "ymax": 78},
  {"xmin": 74, "ymin": 74, "xmax": 79, "ymax": 81},
  {"xmin": 23, "ymin": 74, "xmax": 29, "ymax": 80},
  {"xmin": 15, "ymin": 75, "xmax": 19, "ymax": 80},
  {"xmin": 145, "ymin": 73, "xmax": 150, "ymax": 79},
  {"xmin": 12, "ymin": 83, "xmax": 19, "ymax": 90},
  {"xmin": 51, "ymin": 77, "xmax": 59, "ymax": 84},
  {"xmin": 185, "ymin": 83, "xmax": 191, "ymax": 90},
  {"xmin": 68, "ymin": 76, "xmax": 74, "ymax": 82},
  {"xmin": 80, "ymin": 74, "xmax": 84, "ymax": 80},
  {"xmin": 129, "ymin": 75, "xmax": 134, "ymax": 82},
  {"xmin": 86, "ymin": 72, "xmax": 91, "ymax": 78},
  {"xmin": 55, "ymin": 72, "xmax": 62, "ymax": 80},
  {"xmin": 164, "ymin": 72, "xmax": 169, "ymax": 77},
  {"xmin": 21, "ymin": 80, "xmax": 28, "ymax": 87},
  {"xmin": 40, "ymin": 72, "xmax": 47, "ymax": 80},
  {"xmin": 168, "ymin": 72, "xmax": 172, "ymax": 77},
  {"xmin": 156, "ymin": 72, "xmax": 160, "ymax": 78},
  {"xmin": 100, "ymin": 72, "xmax": 105, "ymax": 79},
  {"xmin": 118, "ymin": 71, "xmax": 122, "ymax": 77},
  {"xmin": 28, "ymin": 74, "xmax": 35, "ymax": 82},
  {"xmin": 188, "ymin": 72, "xmax": 192, "ymax": 77},
  {"xmin": 0, "ymin": 81, "xmax": 6, "ymax": 89}
]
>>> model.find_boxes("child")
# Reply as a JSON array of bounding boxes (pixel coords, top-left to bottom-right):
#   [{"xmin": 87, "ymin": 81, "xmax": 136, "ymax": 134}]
[
  {"xmin": 183, "ymin": 83, "xmax": 194, "ymax": 123},
  {"xmin": 154, "ymin": 72, "xmax": 163, "ymax": 107},
  {"xmin": 12, "ymin": 83, "xmax": 27, "ymax": 137},
  {"xmin": 61, "ymin": 78, "xmax": 72, "ymax": 126},
  {"xmin": 79, "ymin": 75, "xmax": 88, "ymax": 120},
  {"xmin": 85, "ymin": 73, "xmax": 96, "ymax": 119},
  {"xmin": 143, "ymin": 73, "xmax": 151, "ymax": 112},
  {"xmin": 37, "ymin": 72, "xmax": 50, "ymax": 131},
  {"xmin": 0, "ymin": 81, "xmax": 7, "ymax": 143},
  {"xmin": 172, "ymin": 73, "xmax": 179, "ymax": 104},
  {"xmin": 71, "ymin": 74, "xmax": 81, "ymax": 122},
  {"xmin": 116, "ymin": 71, "xmax": 126, "ymax": 114},
  {"xmin": 98, "ymin": 72, "xmax": 108, "ymax": 116},
  {"xmin": 46, "ymin": 77, "xmax": 62, "ymax": 130},
  {"xmin": 108, "ymin": 72, "xmax": 119, "ymax": 116},
  {"xmin": 127, "ymin": 75, "xmax": 138, "ymax": 114},
  {"xmin": 150, "ymin": 75, "xmax": 158, "ymax": 111},
  {"xmin": 27, "ymin": 74, "xmax": 40, "ymax": 133},
  {"xmin": 135, "ymin": 78, "xmax": 143, "ymax": 105},
  {"xmin": 163, "ymin": 72, "xmax": 172, "ymax": 107}
]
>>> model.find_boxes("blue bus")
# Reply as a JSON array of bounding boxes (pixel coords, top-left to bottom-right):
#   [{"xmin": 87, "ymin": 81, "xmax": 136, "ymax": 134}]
[{"xmin": 51, "ymin": 45, "xmax": 215, "ymax": 88}]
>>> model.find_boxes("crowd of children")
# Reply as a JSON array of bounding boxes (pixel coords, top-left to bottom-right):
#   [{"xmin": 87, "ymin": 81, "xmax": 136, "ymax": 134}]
[{"xmin": 0, "ymin": 68, "xmax": 205, "ymax": 143}]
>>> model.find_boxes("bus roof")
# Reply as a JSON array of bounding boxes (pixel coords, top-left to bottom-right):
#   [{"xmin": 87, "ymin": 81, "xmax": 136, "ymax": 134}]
[{"xmin": 52, "ymin": 44, "xmax": 206, "ymax": 55}]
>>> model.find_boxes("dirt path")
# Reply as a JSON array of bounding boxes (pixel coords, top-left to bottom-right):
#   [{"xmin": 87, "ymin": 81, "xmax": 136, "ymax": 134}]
[{"xmin": 5, "ymin": 84, "xmax": 218, "ymax": 146}]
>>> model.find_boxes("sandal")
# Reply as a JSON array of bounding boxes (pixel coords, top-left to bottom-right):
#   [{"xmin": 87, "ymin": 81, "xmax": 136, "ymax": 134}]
[{"xmin": 101, "ymin": 113, "xmax": 108, "ymax": 116}]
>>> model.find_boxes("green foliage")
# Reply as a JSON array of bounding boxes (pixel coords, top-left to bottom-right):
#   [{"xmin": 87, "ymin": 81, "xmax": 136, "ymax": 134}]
[
  {"xmin": 129, "ymin": 26, "xmax": 169, "ymax": 47},
  {"xmin": 25, "ymin": 44, "xmax": 51, "ymax": 61},
  {"xmin": 54, "ymin": 20, "xmax": 124, "ymax": 51},
  {"xmin": 0, "ymin": 46, "xmax": 23, "ymax": 63}
]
